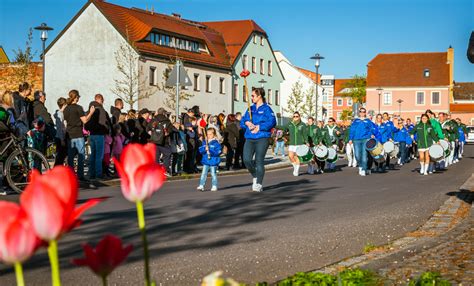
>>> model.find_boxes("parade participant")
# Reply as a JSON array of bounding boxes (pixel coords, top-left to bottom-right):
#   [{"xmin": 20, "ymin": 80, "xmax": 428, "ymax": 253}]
[
  {"xmin": 273, "ymin": 126, "xmax": 285, "ymax": 158},
  {"xmin": 410, "ymin": 114, "xmax": 439, "ymax": 175},
  {"xmin": 439, "ymin": 112, "xmax": 458, "ymax": 166},
  {"xmin": 456, "ymin": 118, "xmax": 467, "ymax": 158},
  {"xmin": 241, "ymin": 88, "xmax": 276, "ymax": 192},
  {"xmin": 426, "ymin": 110, "xmax": 444, "ymax": 140},
  {"xmin": 197, "ymin": 128, "xmax": 222, "ymax": 192},
  {"xmin": 393, "ymin": 118, "xmax": 410, "ymax": 166},
  {"xmin": 343, "ymin": 124, "xmax": 357, "ymax": 168},
  {"xmin": 325, "ymin": 117, "xmax": 341, "ymax": 171},
  {"xmin": 284, "ymin": 111, "xmax": 308, "ymax": 177},
  {"xmin": 405, "ymin": 118, "xmax": 416, "ymax": 160},
  {"xmin": 312, "ymin": 120, "xmax": 331, "ymax": 174},
  {"xmin": 349, "ymin": 108, "xmax": 376, "ymax": 176},
  {"xmin": 374, "ymin": 114, "xmax": 392, "ymax": 172},
  {"xmin": 306, "ymin": 117, "xmax": 317, "ymax": 174}
]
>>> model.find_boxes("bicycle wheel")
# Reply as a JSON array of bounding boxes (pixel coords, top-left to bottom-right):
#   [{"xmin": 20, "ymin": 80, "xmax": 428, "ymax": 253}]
[{"xmin": 5, "ymin": 147, "xmax": 51, "ymax": 194}]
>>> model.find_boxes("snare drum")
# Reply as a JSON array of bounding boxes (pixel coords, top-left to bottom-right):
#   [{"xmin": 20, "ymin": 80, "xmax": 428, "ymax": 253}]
[
  {"xmin": 439, "ymin": 140, "xmax": 451, "ymax": 157},
  {"xmin": 313, "ymin": 145, "xmax": 328, "ymax": 161},
  {"xmin": 366, "ymin": 138, "xmax": 384, "ymax": 157},
  {"xmin": 296, "ymin": 145, "xmax": 313, "ymax": 163},
  {"xmin": 326, "ymin": 147, "xmax": 338, "ymax": 163},
  {"xmin": 429, "ymin": 144, "xmax": 444, "ymax": 162},
  {"xmin": 383, "ymin": 141, "xmax": 395, "ymax": 155}
]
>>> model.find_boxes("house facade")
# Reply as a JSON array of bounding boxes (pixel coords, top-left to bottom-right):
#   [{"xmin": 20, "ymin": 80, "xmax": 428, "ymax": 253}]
[
  {"xmin": 332, "ymin": 79, "xmax": 353, "ymax": 121},
  {"xmin": 273, "ymin": 51, "xmax": 323, "ymax": 124},
  {"xmin": 366, "ymin": 47, "xmax": 454, "ymax": 122},
  {"xmin": 204, "ymin": 20, "xmax": 284, "ymax": 116},
  {"xmin": 451, "ymin": 82, "xmax": 474, "ymax": 125},
  {"xmin": 44, "ymin": 0, "xmax": 233, "ymax": 115},
  {"xmin": 320, "ymin": 75, "xmax": 335, "ymax": 122}
]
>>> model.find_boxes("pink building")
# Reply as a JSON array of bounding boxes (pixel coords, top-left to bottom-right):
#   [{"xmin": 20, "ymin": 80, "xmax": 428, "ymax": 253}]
[
  {"xmin": 366, "ymin": 47, "xmax": 454, "ymax": 122},
  {"xmin": 451, "ymin": 82, "xmax": 474, "ymax": 126},
  {"xmin": 332, "ymin": 78, "xmax": 352, "ymax": 121}
]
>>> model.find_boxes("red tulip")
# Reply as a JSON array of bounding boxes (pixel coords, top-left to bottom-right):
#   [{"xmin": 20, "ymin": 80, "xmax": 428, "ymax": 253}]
[
  {"xmin": 20, "ymin": 166, "xmax": 102, "ymax": 241},
  {"xmin": 240, "ymin": 69, "xmax": 250, "ymax": 78},
  {"xmin": 113, "ymin": 143, "xmax": 166, "ymax": 202},
  {"xmin": 72, "ymin": 235, "xmax": 133, "ymax": 278},
  {"xmin": 0, "ymin": 202, "xmax": 40, "ymax": 264}
]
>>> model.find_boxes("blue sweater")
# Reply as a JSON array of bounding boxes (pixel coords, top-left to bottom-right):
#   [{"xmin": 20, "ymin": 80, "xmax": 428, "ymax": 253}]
[
  {"xmin": 199, "ymin": 139, "xmax": 222, "ymax": 166},
  {"xmin": 349, "ymin": 118, "xmax": 377, "ymax": 140},
  {"xmin": 240, "ymin": 103, "xmax": 277, "ymax": 139},
  {"xmin": 393, "ymin": 127, "xmax": 410, "ymax": 144}
]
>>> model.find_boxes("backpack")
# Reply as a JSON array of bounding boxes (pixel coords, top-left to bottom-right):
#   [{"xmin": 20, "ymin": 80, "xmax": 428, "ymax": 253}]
[{"xmin": 150, "ymin": 120, "xmax": 169, "ymax": 146}]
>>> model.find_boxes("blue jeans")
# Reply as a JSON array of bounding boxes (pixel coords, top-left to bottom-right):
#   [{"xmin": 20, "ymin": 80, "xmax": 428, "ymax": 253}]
[
  {"xmin": 68, "ymin": 137, "xmax": 85, "ymax": 179},
  {"xmin": 399, "ymin": 142, "xmax": 407, "ymax": 164},
  {"xmin": 243, "ymin": 138, "xmax": 270, "ymax": 184},
  {"xmin": 89, "ymin": 135, "xmax": 105, "ymax": 178},
  {"xmin": 199, "ymin": 165, "xmax": 217, "ymax": 187},
  {"xmin": 274, "ymin": 140, "xmax": 285, "ymax": 156},
  {"xmin": 353, "ymin": 139, "xmax": 368, "ymax": 171}
]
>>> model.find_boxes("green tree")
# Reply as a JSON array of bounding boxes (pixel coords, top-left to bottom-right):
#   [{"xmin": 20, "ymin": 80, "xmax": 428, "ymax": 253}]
[
  {"xmin": 340, "ymin": 108, "xmax": 353, "ymax": 121},
  {"xmin": 12, "ymin": 28, "xmax": 36, "ymax": 84},
  {"xmin": 301, "ymin": 85, "xmax": 316, "ymax": 119},
  {"xmin": 283, "ymin": 81, "xmax": 304, "ymax": 115},
  {"xmin": 341, "ymin": 74, "xmax": 366, "ymax": 104}
]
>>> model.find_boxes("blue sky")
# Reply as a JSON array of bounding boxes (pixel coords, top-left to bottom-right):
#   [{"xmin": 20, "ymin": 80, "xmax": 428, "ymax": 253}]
[{"xmin": 1, "ymin": 0, "xmax": 473, "ymax": 81}]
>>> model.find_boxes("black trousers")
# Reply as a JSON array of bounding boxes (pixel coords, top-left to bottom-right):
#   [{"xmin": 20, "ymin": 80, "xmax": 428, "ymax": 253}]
[
  {"xmin": 156, "ymin": 145, "xmax": 172, "ymax": 173},
  {"xmin": 54, "ymin": 138, "xmax": 68, "ymax": 167}
]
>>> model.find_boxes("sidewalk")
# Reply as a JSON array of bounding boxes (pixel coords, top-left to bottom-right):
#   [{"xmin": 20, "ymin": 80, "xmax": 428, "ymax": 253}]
[{"xmin": 315, "ymin": 174, "xmax": 474, "ymax": 285}]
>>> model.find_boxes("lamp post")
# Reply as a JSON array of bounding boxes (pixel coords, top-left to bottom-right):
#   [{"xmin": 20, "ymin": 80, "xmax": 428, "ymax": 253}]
[
  {"xmin": 397, "ymin": 99, "xmax": 404, "ymax": 117},
  {"xmin": 258, "ymin": 79, "xmax": 267, "ymax": 87},
  {"xmin": 310, "ymin": 53, "xmax": 324, "ymax": 120},
  {"xmin": 376, "ymin": 87, "xmax": 383, "ymax": 114},
  {"xmin": 34, "ymin": 23, "xmax": 53, "ymax": 91}
]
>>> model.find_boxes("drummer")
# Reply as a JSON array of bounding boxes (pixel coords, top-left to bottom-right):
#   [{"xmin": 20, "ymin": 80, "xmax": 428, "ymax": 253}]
[
  {"xmin": 410, "ymin": 113, "xmax": 439, "ymax": 175},
  {"xmin": 312, "ymin": 120, "xmax": 331, "ymax": 173},
  {"xmin": 284, "ymin": 111, "xmax": 308, "ymax": 177},
  {"xmin": 343, "ymin": 124, "xmax": 357, "ymax": 168},
  {"xmin": 375, "ymin": 114, "xmax": 393, "ymax": 172},
  {"xmin": 348, "ymin": 108, "xmax": 377, "ymax": 176},
  {"xmin": 439, "ymin": 112, "xmax": 458, "ymax": 167},
  {"xmin": 325, "ymin": 117, "xmax": 341, "ymax": 171},
  {"xmin": 306, "ymin": 117, "xmax": 317, "ymax": 174},
  {"xmin": 425, "ymin": 110, "xmax": 445, "ymax": 172},
  {"xmin": 393, "ymin": 118, "xmax": 410, "ymax": 166}
]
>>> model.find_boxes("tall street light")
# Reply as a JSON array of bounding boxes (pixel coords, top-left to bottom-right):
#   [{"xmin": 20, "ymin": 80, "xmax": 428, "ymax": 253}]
[
  {"xmin": 397, "ymin": 99, "xmax": 404, "ymax": 117},
  {"xmin": 258, "ymin": 79, "xmax": 267, "ymax": 87},
  {"xmin": 34, "ymin": 23, "xmax": 53, "ymax": 91},
  {"xmin": 376, "ymin": 87, "xmax": 383, "ymax": 114},
  {"xmin": 310, "ymin": 53, "xmax": 324, "ymax": 120}
]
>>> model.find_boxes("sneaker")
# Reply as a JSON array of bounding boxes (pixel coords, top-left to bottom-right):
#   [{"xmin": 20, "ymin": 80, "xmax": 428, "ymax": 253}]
[
  {"xmin": 165, "ymin": 172, "xmax": 172, "ymax": 178},
  {"xmin": 320, "ymin": 170, "xmax": 324, "ymax": 174},
  {"xmin": 293, "ymin": 169, "xmax": 299, "ymax": 176},
  {"xmin": 360, "ymin": 171, "xmax": 366, "ymax": 177},
  {"xmin": 366, "ymin": 170, "xmax": 371, "ymax": 175},
  {"xmin": 423, "ymin": 172, "xmax": 428, "ymax": 176},
  {"xmin": 197, "ymin": 185, "xmax": 204, "ymax": 192},
  {"xmin": 252, "ymin": 178, "xmax": 257, "ymax": 189},
  {"xmin": 253, "ymin": 184, "xmax": 263, "ymax": 192},
  {"xmin": 211, "ymin": 186, "xmax": 218, "ymax": 192}
]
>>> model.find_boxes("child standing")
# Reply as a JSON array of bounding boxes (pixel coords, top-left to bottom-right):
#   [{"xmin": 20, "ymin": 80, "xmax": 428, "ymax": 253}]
[
  {"xmin": 112, "ymin": 124, "xmax": 126, "ymax": 160},
  {"xmin": 197, "ymin": 128, "xmax": 222, "ymax": 192}
]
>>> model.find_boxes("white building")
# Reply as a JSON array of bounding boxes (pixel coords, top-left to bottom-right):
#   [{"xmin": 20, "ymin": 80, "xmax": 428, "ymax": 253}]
[
  {"xmin": 44, "ymin": 0, "xmax": 233, "ymax": 115},
  {"xmin": 274, "ymin": 51, "xmax": 324, "ymax": 123},
  {"xmin": 320, "ymin": 75, "xmax": 335, "ymax": 122}
]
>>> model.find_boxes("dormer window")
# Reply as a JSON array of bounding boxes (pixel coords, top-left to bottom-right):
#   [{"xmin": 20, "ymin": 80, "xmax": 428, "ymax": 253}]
[
  {"xmin": 424, "ymin": 68, "xmax": 430, "ymax": 77},
  {"xmin": 146, "ymin": 32, "xmax": 201, "ymax": 53}
]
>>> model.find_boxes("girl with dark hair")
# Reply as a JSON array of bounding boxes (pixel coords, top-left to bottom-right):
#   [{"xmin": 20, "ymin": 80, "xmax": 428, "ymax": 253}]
[
  {"xmin": 224, "ymin": 114, "xmax": 239, "ymax": 170},
  {"xmin": 410, "ymin": 114, "xmax": 439, "ymax": 175},
  {"xmin": 240, "ymin": 88, "xmax": 276, "ymax": 192}
]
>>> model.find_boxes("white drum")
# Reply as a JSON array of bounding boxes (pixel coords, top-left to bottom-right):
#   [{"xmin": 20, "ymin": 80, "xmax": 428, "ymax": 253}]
[
  {"xmin": 389, "ymin": 143, "xmax": 400, "ymax": 159},
  {"xmin": 326, "ymin": 147, "xmax": 338, "ymax": 163},
  {"xmin": 295, "ymin": 145, "xmax": 309, "ymax": 157},
  {"xmin": 429, "ymin": 144, "xmax": 444, "ymax": 162},
  {"xmin": 313, "ymin": 145, "xmax": 329, "ymax": 161},
  {"xmin": 439, "ymin": 140, "xmax": 449, "ymax": 151},
  {"xmin": 383, "ymin": 141, "xmax": 394, "ymax": 153}
]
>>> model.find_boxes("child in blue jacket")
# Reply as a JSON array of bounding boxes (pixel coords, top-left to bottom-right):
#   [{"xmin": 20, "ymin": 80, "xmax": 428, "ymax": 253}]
[{"xmin": 197, "ymin": 128, "xmax": 222, "ymax": 192}]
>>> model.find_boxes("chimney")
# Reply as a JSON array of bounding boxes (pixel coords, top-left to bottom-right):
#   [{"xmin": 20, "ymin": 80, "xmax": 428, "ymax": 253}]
[
  {"xmin": 447, "ymin": 46, "xmax": 454, "ymax": 103},
  {"xmin": 172, "ymin": 13, "xmax": 181, "ymax": 19}
]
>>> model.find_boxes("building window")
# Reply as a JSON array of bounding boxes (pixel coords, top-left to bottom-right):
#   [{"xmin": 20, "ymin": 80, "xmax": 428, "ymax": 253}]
[
  {"xmin": 194, "ymin": 74, "xmax": 200, "ymax": 91},
  {"xmin": 322, "ymin": 94, "xmax": 328, "ymax": 103},
  {"xmin": 243, "ymin": 86, "xmax": 247, "ymax": 102},
  {"xmin": 148, "ymin": 32, "xmax": 200, "ymax": 53},
  {"xmin": 424, "ymin": 69, "xmax": 430, "ymax": 77},
  {"xmin": 219, "ymin": 78, "xmax": 225, "ymax": 94},
  {"xmin": 252, "ymin": 57, "xmax": 256, "ymax": 73},
  {"xmin": 260, "ymin": 59, "xmax": 265, "ymax": 75},
  {"xmin": 275, "ymin": 90, "xmax": 280, "ymax": 106},
  {"xmin": 347, "ymin": 98, "xmax": 353, "ymax": 106},
  {"xmin": 268, "ymin": 61, "xmax": 272, "ymax": 76},
  {"xmin": 416, "ymin": 91, "xmax": 425, "ymax": 105},
  {"xmin": 337, "ymin": 112, "xmax": 342, "ymax": 120},
  {"xmin": 206, "ymin": 75, "xmax": 211, "ymax": 93},
  {"xmin": 149, "ymin": 66, "xmax": 156, "ymax": 86},
  {"xmin": 234, "ymin": 84, "xmax": 239, "ymax": 101},
  {"xmin": 253, "ymin": 35, "xmax": 257, "ymax": 44},
  {"xmin": 431, "ymin": 91, "xmax": 440, "ymax": 105},
  {"xmin": 383, "ymin": 92, "xmax": 392, "ymax": 105},
  {"xmin": 267, "ymin": 89, "xmax": 272, "ymax": 105},
  {"xmin": 416, "ymin": 116, "xmax": 422, "ymax": 122},
  {"xmin": 243, "ymin": 55, "xmax": 248, "ymax": 70},
  {"xmin": 260, "ymin": 36, "xmax": 264, "ymax": 46},
  {"xmin": 337, "ymin": 98, "xmax": 343, "ymax": 106}
]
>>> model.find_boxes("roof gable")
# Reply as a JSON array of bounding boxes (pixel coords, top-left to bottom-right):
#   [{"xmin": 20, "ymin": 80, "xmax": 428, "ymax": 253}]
[
  {"xmin": 367, "ymin": 52, "xmax": 450, "ymax": 87},
  {"xmin": 0, "ymin": 46, "xmax": 10, "ymax": 64},
  {"xmin": 334, "ymin": 79, "xmax": 352, "ymax": 96},
  {"xmin": 296, "ymin": 67, "xmax": 320, "ymax": 83}
]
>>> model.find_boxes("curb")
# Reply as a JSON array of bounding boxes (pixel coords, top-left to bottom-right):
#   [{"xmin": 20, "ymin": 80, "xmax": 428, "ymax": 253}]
[{"xmin": 313, "ymin": 172, "xmax": 474, "ymax": 275}]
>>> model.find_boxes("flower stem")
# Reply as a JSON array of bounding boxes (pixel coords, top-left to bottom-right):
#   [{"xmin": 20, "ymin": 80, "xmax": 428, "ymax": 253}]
[
  {"xmin": 136, "ymin": 200, "xmax": 151, "ymax": 286},
  {"xmin": 47, "ymin": 240, "xmax": 61, "ymax": 286},
  {"xmin": 14, "ymin": 262, "xmax": 25, "ymax": 286},
  {"xmin": 102, "ymin": 275, "xmax": 107, "ymax": 286}
]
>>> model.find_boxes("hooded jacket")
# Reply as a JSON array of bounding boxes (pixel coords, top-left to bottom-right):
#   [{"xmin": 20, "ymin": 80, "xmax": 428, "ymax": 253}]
[
  {"xmin": 199, "ymin": 138, "xmax": 222, "ymax": 166},
  {"xmin": 410, "ymin": 122, "xmax": 439, "ymax": 149},
  {"xmin": 284, "ymin": 120, "xmax": 307, "ymax": 146},
  {"xmin": 240, "ymin": 103, "xmax": 276, "ymax": 140},
  {"xmin": 349, "ymin": 118, "xmax": 377, "ymax": 141}
]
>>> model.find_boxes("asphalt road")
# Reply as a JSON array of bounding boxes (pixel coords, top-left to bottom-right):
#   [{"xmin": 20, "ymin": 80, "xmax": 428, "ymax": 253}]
[{"xmin": 1, "ymin": 146, "xmax": 473, "ymax": 285}]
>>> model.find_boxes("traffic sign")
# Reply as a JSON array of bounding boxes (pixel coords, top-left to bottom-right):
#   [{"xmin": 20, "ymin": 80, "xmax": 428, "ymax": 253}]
[{"xmin": 166, "ymin": 62, "xmax": 192, "ymax": 87}]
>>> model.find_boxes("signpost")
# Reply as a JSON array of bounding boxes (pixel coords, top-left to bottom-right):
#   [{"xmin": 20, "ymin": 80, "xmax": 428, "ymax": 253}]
[{"xmin": 166, "ymin": 60, "xmax": 192, "ymax": 122}]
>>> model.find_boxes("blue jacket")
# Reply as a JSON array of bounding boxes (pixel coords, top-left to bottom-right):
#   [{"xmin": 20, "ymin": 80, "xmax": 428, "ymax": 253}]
[
  {"xmin": 376, "ymin": 122, "xmax": 393, "ymax": 143},
  {"xmin": 199, "ymin": 139, "xmax": 222, "ymax": 166},
  {"xmin": 458, "ymin": 127, "xmax": 466, "ymax": 142},
  {"xmin": 349, "ymin": 118, "xmax": 377, "ymax": 140},
  {"xmin": 393, "ymin": 127, "xmax": 410, "ymax": 144},
  {"xmin": 240, "ymin": 103, "xmax": 276, "ymax": 139}
]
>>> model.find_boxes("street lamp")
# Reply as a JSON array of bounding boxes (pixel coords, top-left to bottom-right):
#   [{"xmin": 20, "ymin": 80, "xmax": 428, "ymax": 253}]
[
  {"xmin": 34, "ymin": 23, "xmax": 53, "ymax": 91},
  {"xmin": 310, "ymin": 53, "xmax": 324, "ymax": 120},
  {"xmin": 258, "ymin": 79, "xmax": 267, "ymax": 87},
  {"xmin": 396, "ymin": 99, "xmax": 404, "ymax": 117},
  {"xmin": 376, "ymin": 87, "xmax": 383, "ymax": 114}
]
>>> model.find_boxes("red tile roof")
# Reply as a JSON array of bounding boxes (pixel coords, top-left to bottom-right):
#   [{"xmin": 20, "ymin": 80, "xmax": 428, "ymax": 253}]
[
  {"xmin": 295, "ymin": 67, "xmax": 320, "ymax": 83},
  {"xmin": 91, "ymin": 0, "xmax": 232, "ymax": 69},
  {"xmin": 203, "ymin": 20, "xmax": 267, "ymax": 64},
  {"xmin": 450, "ymin": 103, "xmax": 474, "ymax": 113},
  {"xmin": 367, "ymin": 52, "xmax": 450, "ymax": 87},
  {"xmin": 334, "ymin": 79, "xmax": 352, "ymax": 96},
  {"xmin": 453, "ymin": 82, "xmax": 474, "ymax": 100}
]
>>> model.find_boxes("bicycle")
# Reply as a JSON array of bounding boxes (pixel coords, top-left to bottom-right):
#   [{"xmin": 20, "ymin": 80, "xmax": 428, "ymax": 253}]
[{"xmin": 0, "ymin": 133, "xmax": 51, "ymax": 193}]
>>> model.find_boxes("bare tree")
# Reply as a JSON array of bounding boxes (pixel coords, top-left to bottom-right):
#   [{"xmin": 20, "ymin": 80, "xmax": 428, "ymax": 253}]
[
  {"xmin": 301, "ymin": 85, "xmax": 316, "ymax": 119},
  {"xmin": 12, "ymin": 28, "xmax": 36, "ymax": 84},
  {"xmin": 159, "ymin": 59, "xmax": 194, "ymax": 111},
  {"xmin": 111, "ymin": 35, "xmax": 154, "ymax": 110}
]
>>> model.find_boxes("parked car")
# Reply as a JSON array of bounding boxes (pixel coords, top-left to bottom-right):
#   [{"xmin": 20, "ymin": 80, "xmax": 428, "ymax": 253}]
[{"xmin": 466, "ymin": 126, "xmax": 474, "ymax": 144}]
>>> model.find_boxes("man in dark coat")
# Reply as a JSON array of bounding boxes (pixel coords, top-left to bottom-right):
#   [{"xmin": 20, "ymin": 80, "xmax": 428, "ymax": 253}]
[{"xmin": 110, "ymin": 98, "xmax": 123, "ymax": 125}]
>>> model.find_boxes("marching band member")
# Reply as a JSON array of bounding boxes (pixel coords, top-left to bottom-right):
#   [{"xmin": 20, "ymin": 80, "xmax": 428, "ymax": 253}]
[
  {"xmin": 344, "ymin": 124, "xmax": 357, "ymax": 168},
  {"xmin": 393, "ymin": 118, "xmax": 410, "ymax": 166},
  {"xmin": 426, "ymin": 110, "xmax": 444, "ymax": 172},
  {"xmin": 312, "ymin": 120, "xmax": 331, "ymax": 173},
  {"xmin": 405, "ymin": 118, "xmax": 416, "ymax": 160},
  {"xmin": 348, "ymin": 108, "xmax": 376, "ymax": 176},
  {"xmin": 306, "ymin": 117, "xmax": 317, "ymax": 174},
  {"xmin": 374, "ymin": 114, "xmax": 392, "ymax": 172},
  {"xmin": 438, "ymin": 112, "xmax": 458, "ymax": 167},
  {"xmin": 410, "ymin": 114, "xmax": 439, "ymax": 175},
  {"xmin": 325, "ymin": 117, "xmax": 341, "ymax": 171},
  {"xmin": 284, "ymin": 111, "xmax": 308, "ymax": 177},
  {"xmin": 456, "ymin": 118, "xmax": 467, "ymax": 158}
]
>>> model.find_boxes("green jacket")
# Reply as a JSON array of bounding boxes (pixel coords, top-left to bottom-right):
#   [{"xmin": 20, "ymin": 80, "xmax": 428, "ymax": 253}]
[
  {"xmin": 410, "ymin": 122, "xmax": 439, "ymax": 149},
  {"xmin": 325, "ymin": 125, "xmax": 341, "ymax": 144},
  {"xmin": 440, "ymin": 119, "xmax": 458, "ymax": 142},
  {"xmin": 343, "ymin": 127, "xmax": 351, "ymax": 144},
  {"xmin": 311, "ymin": 127, "xmax": 331, "ymax": 146},
  {"xmin": 430, "ymin": 118, "xmax": 444, "ymax": 140},
  {"xmin": 284, "ymin": 121, "xmax": 308, "ymax": 146},
  {"xmin": 307, "ymin": 124, "xmax": 317, "ymax": 144}
]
